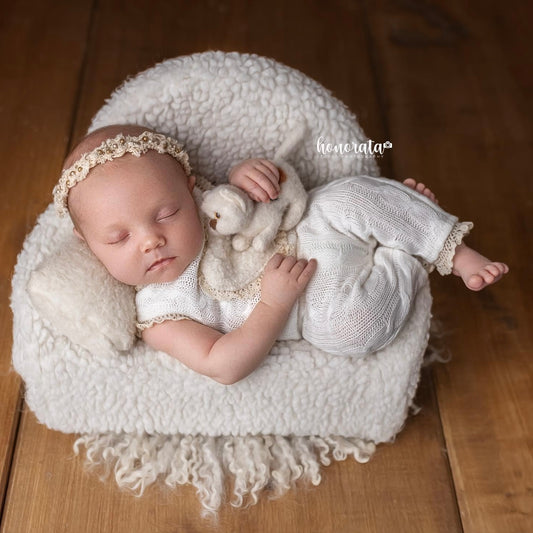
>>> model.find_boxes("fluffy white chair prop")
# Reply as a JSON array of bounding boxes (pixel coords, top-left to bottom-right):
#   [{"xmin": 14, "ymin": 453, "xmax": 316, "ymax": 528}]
[{"xmin": 11, "ymin": 51, "xmax": 432, "ymax": 512}]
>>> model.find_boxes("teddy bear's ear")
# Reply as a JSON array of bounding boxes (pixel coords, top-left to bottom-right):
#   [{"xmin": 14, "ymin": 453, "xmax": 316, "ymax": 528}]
[{"xmin": 220, "ymin": 187, "xmax": 248, "ymax": 214}]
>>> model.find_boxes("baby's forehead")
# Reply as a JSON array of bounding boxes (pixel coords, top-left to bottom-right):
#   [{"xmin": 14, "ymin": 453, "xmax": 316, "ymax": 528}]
[
  {"xmin": 68, "ymin": 160, "xmax": 182, "ymax": 231},
  {"xmin": 57, "ymin": 125, "xmax": 193, "ymax": 219},
  {"xmin": 72, "ymin": 152, "xmax": 180, "ymax": 198},
  {"xmin": 75, "ymin": 151, "xmax": 188, "ymax": 204}
]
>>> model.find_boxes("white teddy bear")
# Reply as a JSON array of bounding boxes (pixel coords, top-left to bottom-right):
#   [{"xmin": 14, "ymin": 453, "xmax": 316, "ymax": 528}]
[{"xmin": 201, "ymin": 123, "xmax": 308, "ymax": 252}]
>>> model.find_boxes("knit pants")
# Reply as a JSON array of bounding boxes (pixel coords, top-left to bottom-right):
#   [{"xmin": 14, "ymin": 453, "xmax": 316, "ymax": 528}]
[{"xmin": 296, "ymin": 176, "xmax": 471, "ymax": 356}]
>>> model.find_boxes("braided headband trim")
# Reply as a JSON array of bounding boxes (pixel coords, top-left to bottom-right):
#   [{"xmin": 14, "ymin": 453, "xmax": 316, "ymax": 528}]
[{"xmin": 54, "ymin": 131, "xmax": 192, "ymax": 217}]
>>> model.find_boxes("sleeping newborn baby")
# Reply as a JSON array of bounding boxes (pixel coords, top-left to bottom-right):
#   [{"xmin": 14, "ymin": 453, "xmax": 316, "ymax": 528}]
[{"xmin": 55, "ymin": 124, "xmax": 508, "ymax": 384}]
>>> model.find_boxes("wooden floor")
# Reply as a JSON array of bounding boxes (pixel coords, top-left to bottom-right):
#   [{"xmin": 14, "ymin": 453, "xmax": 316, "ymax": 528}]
[{"xmin": 1, "ymin": 0, "xmax": 531, "ymax": 531}]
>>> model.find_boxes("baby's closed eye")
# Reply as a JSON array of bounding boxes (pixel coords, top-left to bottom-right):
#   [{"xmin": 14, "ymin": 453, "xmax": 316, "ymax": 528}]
[
  {"xmin": 107, "ymin": 232, "xmax": 130, "ymax": 245},
  {"xmin": 157, "ymin": 207, "xmax": 180, "ymax": 221}
]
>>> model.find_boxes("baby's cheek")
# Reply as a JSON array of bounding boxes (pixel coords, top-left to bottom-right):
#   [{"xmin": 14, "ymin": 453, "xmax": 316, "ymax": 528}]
[{"xmin": 93, "ymin": 247, "xmax": 131, "ymax": 284}]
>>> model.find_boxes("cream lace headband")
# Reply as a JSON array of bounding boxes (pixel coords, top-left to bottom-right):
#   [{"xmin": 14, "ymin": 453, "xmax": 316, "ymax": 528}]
[{"xmin": 54, "ymin": 130, "xmax": 192, "ymax": 217}]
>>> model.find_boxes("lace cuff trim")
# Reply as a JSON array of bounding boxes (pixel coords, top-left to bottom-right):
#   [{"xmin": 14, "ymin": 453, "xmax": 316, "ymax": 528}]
[
  {"xmin": 434, "ymin": 221, "xmax": 474, "ymax": 275},
  {"xmin": 136, "ymin": 313, "xmax": 191, "ymax": 335}
]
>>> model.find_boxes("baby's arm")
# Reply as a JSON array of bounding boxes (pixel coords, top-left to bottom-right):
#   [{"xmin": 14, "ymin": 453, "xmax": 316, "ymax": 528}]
[
  {"xmin": 228, "ymin": 158, "xmax": 281, "ymax": 203},
  {"xmin": 142, "ymin": 254, "xmax": 317, "ymax": 385}
]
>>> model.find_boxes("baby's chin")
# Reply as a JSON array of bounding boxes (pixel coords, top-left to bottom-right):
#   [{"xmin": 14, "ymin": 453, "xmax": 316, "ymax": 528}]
[{"xmin": 101, "ymin": 268, "xmax": 176, "ymax": 287}]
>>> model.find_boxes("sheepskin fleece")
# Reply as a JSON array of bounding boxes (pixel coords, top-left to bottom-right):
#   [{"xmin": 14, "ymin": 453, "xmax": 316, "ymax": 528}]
[
  {"xmin": 11, "ymin": 51, "xmax": 430, "ymax": 442},
  {"xmin": 27, "ymin": 236, "xmax": 136, "ymax": 355}
]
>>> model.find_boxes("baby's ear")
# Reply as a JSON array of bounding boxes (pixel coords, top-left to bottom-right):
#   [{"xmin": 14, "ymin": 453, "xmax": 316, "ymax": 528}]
[{"xmin": 188, "ymin": 174, "xmax": 196, "ymax": 192}]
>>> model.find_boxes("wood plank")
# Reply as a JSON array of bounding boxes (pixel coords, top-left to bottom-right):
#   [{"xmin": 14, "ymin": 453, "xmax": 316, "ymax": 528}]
[
  {"xmin": 3, "ymin": 0, "xmax": 461, "ymax": 530},
  {"xmin": 365, "ymin": 1, "xmax": 532, "ymax": 531},
  {"xmin": 0, "ymin": 0, "xmax": 94, "ymax": 513},
  {"xmin": 3, "ymin": 374, "xmax": 459, "ymax": 533},
  {"xmin": 432, "ymin": 2, "xmax": 533, "ymax": 530},
  {"xmin": 69, "ymin": 0, "xmax": 389, "ymax": 147}
]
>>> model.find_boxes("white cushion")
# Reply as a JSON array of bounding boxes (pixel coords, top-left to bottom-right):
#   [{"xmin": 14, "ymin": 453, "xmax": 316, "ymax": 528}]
[{"xmin": 27, "ymin": 235, "xmax": 136, "ymax": 355}]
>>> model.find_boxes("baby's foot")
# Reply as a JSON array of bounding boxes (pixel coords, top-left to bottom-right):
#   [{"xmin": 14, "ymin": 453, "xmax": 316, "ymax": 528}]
[
  {"xmin": 403, "ymin": 178, "xmax": 439, "ymax": 204},
  {"xmin": 452, "ymin": 243, "xmax": 509, "ymax": 291}
]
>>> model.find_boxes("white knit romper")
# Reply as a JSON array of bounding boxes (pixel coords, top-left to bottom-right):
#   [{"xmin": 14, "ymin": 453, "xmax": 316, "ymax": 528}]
[{"xmin": 136, "ymin": 176, "xmax": 472, "ymax": 357}]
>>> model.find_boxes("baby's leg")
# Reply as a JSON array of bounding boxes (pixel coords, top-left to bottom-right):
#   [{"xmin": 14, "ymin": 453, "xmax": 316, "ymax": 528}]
[
  {"xmin": 403, "ymin": 179, "xmax": 508, "ymax": 290},
  {"xmin": 305, "ymin": 176, "xmax": 507, "ymax": 290},
  {"xmin": 451, "ymin": 243, "xmax": 509, "ymax": 290},
  {"xmin": 300, "ymin": 245, "xmax": 427, "ymax": 356},
  {"xmin": 304, "ymin": 176, "xmax": 458, "ymax": 262}
]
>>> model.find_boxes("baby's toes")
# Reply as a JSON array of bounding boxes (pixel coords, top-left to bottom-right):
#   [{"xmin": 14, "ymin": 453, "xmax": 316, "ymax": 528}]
[
  {"xmin": 403, "ymin": 179, "xmax": 439, "ymax": 204},
  {"xmin": 468, "ymin": 267, "xmax": 496, "ymax": 290},
  {"xmin": 495, "ymin": 262, "xmax": 509, "ymax": 274},
  {"xmin": 480, "ymin": 266, "xmax": 498, "ymax": 284},
  {"xmin": 467, "ymin": 273, "xmax": 485, "ymax": 290},
  {"xmin": 423, "ymin": 189, "xmax": 436, "ymax": 202},
  {"xmin": 415, "ymin": 182, "xmax": 427, "ymax": 194},
  {"xmin": 486, "ymin": 263, "xmax": 510, "ymax": 282}
]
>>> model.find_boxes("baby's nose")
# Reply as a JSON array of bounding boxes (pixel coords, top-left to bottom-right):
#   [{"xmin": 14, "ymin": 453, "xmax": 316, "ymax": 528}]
[{"xmin": 142, "ymin": 232, "xmax": 165, "ymax": 253}]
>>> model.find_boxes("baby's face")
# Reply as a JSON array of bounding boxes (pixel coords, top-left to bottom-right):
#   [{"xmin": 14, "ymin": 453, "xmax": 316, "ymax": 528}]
[{"xmin": 69, "ymin": 151, "xmax": 204, "ymax": 286}]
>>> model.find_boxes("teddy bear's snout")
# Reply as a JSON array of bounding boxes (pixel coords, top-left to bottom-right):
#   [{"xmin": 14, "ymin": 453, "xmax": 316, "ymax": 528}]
[{"xmin": 209, "ymin": 218, "xmax": 218, "ymax": 230}]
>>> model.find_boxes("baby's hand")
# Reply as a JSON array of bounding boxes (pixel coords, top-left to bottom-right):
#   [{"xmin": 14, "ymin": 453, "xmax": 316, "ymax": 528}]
[
  {"xmin": 228, "ymin": 158, "xmax": 281, "ymax": 203},
  {"xmin": 260, "ymin": 254, "xmax": 317, "ymax": 313}
]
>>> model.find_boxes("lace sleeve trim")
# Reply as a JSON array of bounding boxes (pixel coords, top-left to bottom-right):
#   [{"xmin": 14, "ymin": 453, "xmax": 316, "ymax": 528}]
[
  {"xmin": 434, "ymin": 221, "xmax": 474, "ymax": 275},
  {"xmin": 136, "ymin": 313, "xmax": 191, "ymax": 335}
]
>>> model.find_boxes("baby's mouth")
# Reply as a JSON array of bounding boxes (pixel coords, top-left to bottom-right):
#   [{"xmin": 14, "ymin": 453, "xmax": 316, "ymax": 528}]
[{"xmin": 147, "ymin": 257, "xmax": 175, "ymax": 272}]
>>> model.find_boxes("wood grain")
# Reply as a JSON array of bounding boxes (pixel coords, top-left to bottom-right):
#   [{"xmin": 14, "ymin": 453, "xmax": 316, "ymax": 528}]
[
  {"xmin": 0, "ymin": 0, "xmax": 93, "ymax": 512},
  {"xmin": 1, "ymin": 0, "xmax": 531, "ymax": 531},
  {"xmin": 3, "ymin": 1, "xmax": 459, "ymax": 530},
  {"xmin": 2, "ymin": 375, "xmax": 460, "ymax": 533},
  {"xmin": 365, "ymin": 1, "xmax": 532, "ymax": 531}
]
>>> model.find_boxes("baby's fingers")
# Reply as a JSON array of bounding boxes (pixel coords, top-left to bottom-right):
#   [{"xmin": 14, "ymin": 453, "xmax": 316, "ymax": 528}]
[
  {"xmin": 243, "ymin": 178, "xmax": 270, "ymax": 203},
  {"xmin": 289, "ymin": 257, "xmax": 309, "ymax": 277},
  {"xmin": 250, "ymin": 160, "xmax": 280, "ymax": 200},
  {"xmin": 296, "ymin": 258, "xmax": 317, "ymax": 284},
  {"xmin": 279, "ymin": 255, "xmax": 298, "ymax": 272},
  {"xmin": 286, "ymin": 257, "xmax": 317, "ymax": 286},
  {"xmin": 265, "ymin": 253, "xmax": 285, "ymax": 271},
  {"xmin": 256, "ymin": 160, "xmax": 281, "ymax": 187}
]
